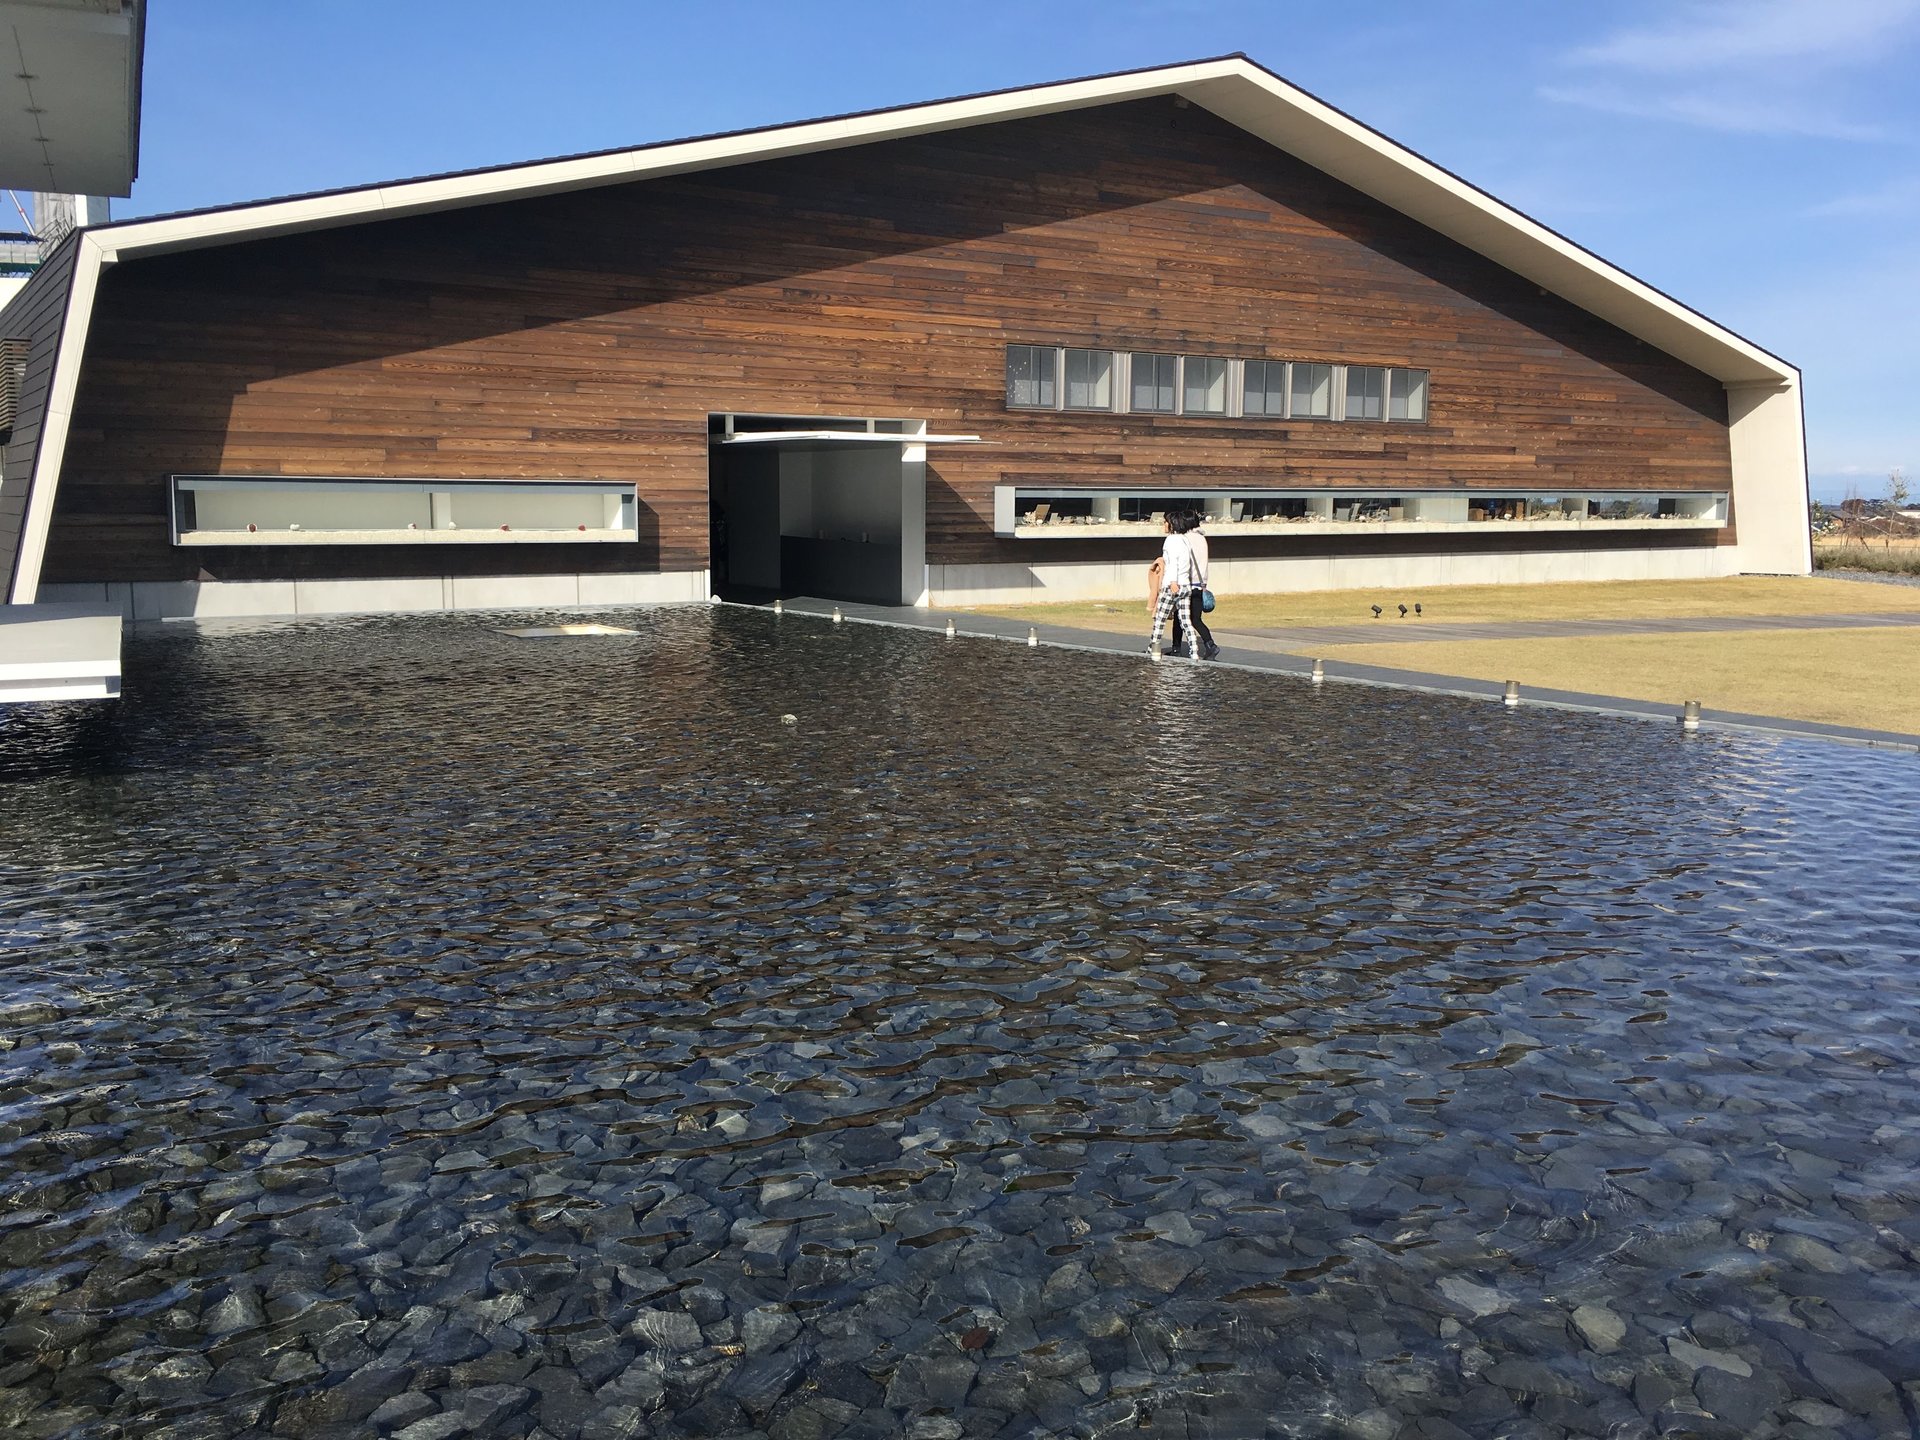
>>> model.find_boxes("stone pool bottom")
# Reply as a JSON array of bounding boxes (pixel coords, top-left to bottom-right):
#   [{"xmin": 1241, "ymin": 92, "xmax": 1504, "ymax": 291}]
[{"xmin": 0, "ymin": 607, "xmax": 1916, "ymax": 1440}]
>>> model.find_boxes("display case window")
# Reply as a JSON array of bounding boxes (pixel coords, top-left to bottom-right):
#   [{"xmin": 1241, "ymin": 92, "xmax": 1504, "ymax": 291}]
[{"xmin": 170, "ymin": 476, "xmax": 638, "ymax": 546}]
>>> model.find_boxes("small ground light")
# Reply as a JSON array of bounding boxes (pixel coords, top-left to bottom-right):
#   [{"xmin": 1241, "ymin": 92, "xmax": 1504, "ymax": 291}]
[
  {"xmin": 1503, "ymin": 680, "xmax": 1520, "ymax": 708},
  {"xmin": 1682, "ymin": 699, "xmax": 1702, "ymax": 731},
  {"xmin": 832, "ymin": 606, "xmax": 842, "ymax": 623},
  {"xmin": 945, "ymin": 618, "xmax": 955, "ymax": 637},
  {"xmin": 773, "ymin": 598, "xmax": 782, "ymax": 615},
  {"xmin": 1311, "ymin": 658, "xmax": 1325, "ymax": 686},
  {"xmin": 1028, "ymin": 627, "xmax": 1037, "ymax": 646}
]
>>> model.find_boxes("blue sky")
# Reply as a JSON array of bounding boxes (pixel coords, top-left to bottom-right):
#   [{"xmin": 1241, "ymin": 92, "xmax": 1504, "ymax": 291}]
[{"xmin": 112, "ymin": 1, "xmax": 1920, "ymax": 501}]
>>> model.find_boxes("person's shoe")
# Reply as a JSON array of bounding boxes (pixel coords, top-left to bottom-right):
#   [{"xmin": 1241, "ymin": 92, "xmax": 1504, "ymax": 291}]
[{"xmin": 1202, "ymin": 643, "xmax": 1221, "ymax": 660}]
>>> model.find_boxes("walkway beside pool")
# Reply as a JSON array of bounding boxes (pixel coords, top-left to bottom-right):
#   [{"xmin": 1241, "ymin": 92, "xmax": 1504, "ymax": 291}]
[{"xmin": 759, "ymin": 597, "xmax": 1920, "ymax": 753}]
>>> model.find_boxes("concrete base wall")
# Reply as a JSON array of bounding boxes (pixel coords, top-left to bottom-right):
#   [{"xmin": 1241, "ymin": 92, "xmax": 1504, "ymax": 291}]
[
  {"xmin": 38, "ymin": 570, "xmax": 711, "ymax": 621},
  {"xmin": 927, "ymin": 545, "xmax": 1736, "ymax": 606}
]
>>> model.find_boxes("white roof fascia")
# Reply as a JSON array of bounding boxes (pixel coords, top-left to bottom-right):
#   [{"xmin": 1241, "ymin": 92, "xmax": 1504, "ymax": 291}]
[{"xmin": 9, "ymin": 231, "xmax": 106, "ymax": 604}]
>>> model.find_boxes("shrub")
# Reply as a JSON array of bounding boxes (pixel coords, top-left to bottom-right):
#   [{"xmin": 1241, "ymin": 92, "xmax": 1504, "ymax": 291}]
[{"xmin": 1814, "ymin": 547, "xmax": 1920, "ymax": 577}]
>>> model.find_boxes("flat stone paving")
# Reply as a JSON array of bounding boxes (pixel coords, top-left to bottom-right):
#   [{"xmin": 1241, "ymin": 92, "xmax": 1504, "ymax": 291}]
[{"xmin": 768, "ymin": 597, "xmax": 1920, "ymax": 753}]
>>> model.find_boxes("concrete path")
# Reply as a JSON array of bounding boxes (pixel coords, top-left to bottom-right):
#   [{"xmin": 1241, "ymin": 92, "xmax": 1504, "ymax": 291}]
[
  {"xmin": 1227, "ymin": 610, "xmax": 1920, "ymax": 653},
  {"xmin": 759, "ymin": 596, "xmax": 1920, "ymax": 754}
]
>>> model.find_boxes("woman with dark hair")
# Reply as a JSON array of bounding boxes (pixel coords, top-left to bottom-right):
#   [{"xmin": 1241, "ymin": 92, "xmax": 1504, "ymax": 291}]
[
  {"xmin": 1147, "ymin": 511, "xmax": 1201, "ymax": 661},
  {"xmin": 1169, "ymin": 508, "xmax": 1220, "ymax": 659}
]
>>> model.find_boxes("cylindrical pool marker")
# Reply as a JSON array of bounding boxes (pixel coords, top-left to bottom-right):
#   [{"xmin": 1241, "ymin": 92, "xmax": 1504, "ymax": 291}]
[{"xmin": 1503, "ymin": 680, "xmax": 1520, "ymax": 708}]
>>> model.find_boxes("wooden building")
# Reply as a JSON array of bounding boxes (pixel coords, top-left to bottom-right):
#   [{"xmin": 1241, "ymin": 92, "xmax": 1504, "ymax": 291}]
[{"xmin": 0, "ymin": 56, "xmax": 1809, "ymax": 619}]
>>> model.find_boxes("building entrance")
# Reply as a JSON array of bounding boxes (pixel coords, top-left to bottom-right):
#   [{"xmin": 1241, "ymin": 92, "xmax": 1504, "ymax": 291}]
[{"xmin": 707, "ymin": 414, "xmax": 976, "ymax": 606}]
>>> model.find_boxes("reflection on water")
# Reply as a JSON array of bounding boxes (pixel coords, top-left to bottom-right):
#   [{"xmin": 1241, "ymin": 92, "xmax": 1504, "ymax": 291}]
[{"xmin": 0, "ymin": 608, "xmax": 1917, "ymax": 1439}]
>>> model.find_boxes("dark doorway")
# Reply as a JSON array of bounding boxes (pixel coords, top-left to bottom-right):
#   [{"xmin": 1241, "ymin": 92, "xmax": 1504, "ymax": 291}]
[{"xmin": 707, "ymin": 415, "xmax": 925, "ymax": 605}]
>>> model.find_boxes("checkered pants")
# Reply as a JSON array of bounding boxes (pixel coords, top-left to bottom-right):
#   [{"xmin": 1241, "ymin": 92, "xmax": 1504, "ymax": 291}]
[{"xmin": 1150, "ymin": 586, "xmax": 1199, "ymax": 659}]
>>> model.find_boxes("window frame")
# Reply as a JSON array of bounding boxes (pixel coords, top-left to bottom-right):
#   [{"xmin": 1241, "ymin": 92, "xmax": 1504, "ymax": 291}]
[
  {"xmin": 1343, "ymin": 365, "xmax": 1386, "ymax": 422},
  {"xmin": 1387, "ymin": 367, "xmax": 1430, "ymax": 423},
  {"xmin": 1005, "ymin": 344, "xmax": 1059, "ymax": 411},
  {"xmin": 1181, "ymin": 355, "xmax": 1229, "ymax": 416},
  {"xmin": 1287, "ymin": 361, "xmax": 1335, "ymax": 421},
  {"xmin": 1062, "ymin": 347, "xmax": 1116, "ymax": 412},
  {"xmin": 1129, "ymin": 352, "xmax": 1178, "ymax": 414},
  {"xmin": 1242, "ymin": 359, "xmax": 1288, "ymax": 418}
]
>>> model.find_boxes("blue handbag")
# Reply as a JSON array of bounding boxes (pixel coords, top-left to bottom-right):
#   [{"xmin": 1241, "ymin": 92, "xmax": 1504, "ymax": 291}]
[{"xmin": 1200, "ymin": 589, "xmax": 1216, "ymax": 614}]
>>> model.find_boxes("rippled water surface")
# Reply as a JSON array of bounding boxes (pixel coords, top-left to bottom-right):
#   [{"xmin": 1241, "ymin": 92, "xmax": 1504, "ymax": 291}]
[{"xmin": 2, "ymin": 608, "xmax": 1918, "ymax": 1440}]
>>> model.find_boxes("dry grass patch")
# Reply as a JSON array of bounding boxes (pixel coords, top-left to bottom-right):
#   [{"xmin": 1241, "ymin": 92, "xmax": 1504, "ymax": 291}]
[
  {"xmin": 1316, "ymin": 628, "xmax": 1920, "ymax": 734},
  {"xmin": 970, "ymin": 576, "xmax": 1920, "ymax": 634}
]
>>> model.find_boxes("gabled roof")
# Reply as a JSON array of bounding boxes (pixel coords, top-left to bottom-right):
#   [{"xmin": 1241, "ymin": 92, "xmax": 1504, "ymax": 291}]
[{"xmin": 87, "ymin": 53, "xmax": 1790, "ymax": 386}]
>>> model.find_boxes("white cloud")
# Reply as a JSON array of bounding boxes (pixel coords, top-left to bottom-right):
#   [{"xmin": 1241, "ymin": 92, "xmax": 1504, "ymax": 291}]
[
  {"xmin": 1806, "ymin": 175, "xmax": 1920, "ymax": 216},
  {"xmin": 1540, "ymin": 83, "xmax": 1888, "ymax": 142},
  {"xmin": 1569, "ymin": 0, "xmax": 1920, "ymax": 75},
  {"xmin": 1544, "ymin": 0, "xmax": 1920, "ymax": 141}
]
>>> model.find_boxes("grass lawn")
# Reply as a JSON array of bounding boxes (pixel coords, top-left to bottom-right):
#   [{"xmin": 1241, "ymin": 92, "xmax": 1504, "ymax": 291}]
[
  {"xmin": 1314, "ymin": 628, "xmax": 1920, "ymax": 735},
  {"xmin": 968, "ymin": 576, "xmax": 1920, "ymax": 634}
]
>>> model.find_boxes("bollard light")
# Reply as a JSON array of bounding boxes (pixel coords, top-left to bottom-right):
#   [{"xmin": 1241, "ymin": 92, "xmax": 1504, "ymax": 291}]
[
  {"xmin": 773, "ymin": 598, "xmax": 783, "ymax": 615},
  {"xmin": 1027, "ymin": 626, "xmax": 1038, "ymax": 647},
  {"xmin": 832, "ymin": 607, "xmax": 843, "ymax": 624},
  {"xmin": 1310, "ymin": 658, "xmax": 1325, "ymax": 686},
  {"xmin": 1503, "ymin": 679, "xmax": 1520, "ymax": 708},
  {"xmin": 1681, "ymin": 699, "xmax": 1702, "ymax": 732},
  {"xmin": 945, "ymin": 618, "xmax": 955, "ymax": 638}
]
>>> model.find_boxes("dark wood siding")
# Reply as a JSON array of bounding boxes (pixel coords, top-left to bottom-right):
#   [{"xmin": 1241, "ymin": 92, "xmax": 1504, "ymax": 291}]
[
  {"xmin": 45, "ymin": 100, "xmax": 1732, "ymax": 584},
  {"xmin": 1, "ymin": 235, "xmax": 81, "ymax": 594}
]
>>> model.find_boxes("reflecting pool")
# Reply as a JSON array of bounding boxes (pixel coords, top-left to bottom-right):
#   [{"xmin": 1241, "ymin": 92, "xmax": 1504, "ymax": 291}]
[{"xmin": 0, "ymin": 608, "xmax": 1917, "ymax": 1439}]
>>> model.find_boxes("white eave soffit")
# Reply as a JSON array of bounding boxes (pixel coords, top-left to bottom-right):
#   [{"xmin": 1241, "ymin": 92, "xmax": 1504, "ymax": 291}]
[{"xmin": 83, "ymin": 56, "xmax": 1792, "ymax": 387}]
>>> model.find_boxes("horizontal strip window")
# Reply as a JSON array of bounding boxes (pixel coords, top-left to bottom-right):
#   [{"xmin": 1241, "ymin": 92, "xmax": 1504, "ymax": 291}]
[
  {"xmin": 993, "ymin": 485, "xmax": 1727, "ymax": 537},
  {"xmin": 1005, "ymin": 346, "xmax": 1428, "ymax": 424},
  {"xmin": 169, "ymin": 475, "xmax": 639, "ymax": 547}
]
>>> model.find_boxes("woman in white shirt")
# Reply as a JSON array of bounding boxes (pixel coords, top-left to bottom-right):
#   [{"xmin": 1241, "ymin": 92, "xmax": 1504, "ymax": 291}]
[
  {"xmin": 1147, "ymin": 512, "xmax": 1202, "ymax": 660},
  {"xmin": 1169, "ymin": 509, "xmax": 1219, "ymax": 659}
]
